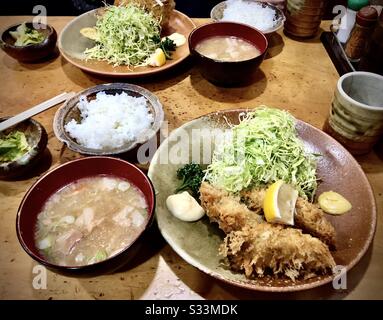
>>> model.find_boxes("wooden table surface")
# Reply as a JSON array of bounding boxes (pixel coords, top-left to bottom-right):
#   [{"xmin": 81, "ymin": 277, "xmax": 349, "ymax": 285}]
[{"xmin": 0, "ymin": 16, "xmax": 382, "ymax": 300}]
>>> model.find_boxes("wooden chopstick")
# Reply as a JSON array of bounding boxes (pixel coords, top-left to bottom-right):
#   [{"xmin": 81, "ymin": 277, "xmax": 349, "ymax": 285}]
[{"xmin": 0, "ymin": 92, "xmax": 75, "ymax": 132}]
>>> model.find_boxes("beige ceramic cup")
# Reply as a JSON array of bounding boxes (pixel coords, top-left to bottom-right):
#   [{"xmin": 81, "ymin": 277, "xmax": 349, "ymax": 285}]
[{"xmin": 323, "ymin": 71, "xmax": 383, "ymax": 155}]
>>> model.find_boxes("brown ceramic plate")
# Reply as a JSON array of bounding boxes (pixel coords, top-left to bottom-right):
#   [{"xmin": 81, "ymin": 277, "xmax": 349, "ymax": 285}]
[
  {"xmin": 147, "ymin": 109, "xmax": 377, "ymax": 292},
  {"xmin": 58, "ymin": 9, "xmax": 196, "ymax": 78}
]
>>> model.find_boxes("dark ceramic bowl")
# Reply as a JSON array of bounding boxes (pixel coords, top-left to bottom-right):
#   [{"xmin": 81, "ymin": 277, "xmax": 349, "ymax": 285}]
[
  {"xmin": 53, "ymin": 83, "xmax": 164, "ymax": 156},
  {"xmin": 16, "ymin": 156, "xmax": 155, "ymax": 276},
  {"xmin": 0, "ymin": 22, "xmax": 57, "ymax": 62},
  {"xmin": 189, "ymin": 22, "xmax": 268, "ymax": 87},
  {"xmin": 0, "ymin": 117, "xmax": 48, "ymax": 179}
]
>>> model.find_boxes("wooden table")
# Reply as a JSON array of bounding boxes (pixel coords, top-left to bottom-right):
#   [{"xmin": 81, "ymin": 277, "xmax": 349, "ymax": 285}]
[{"xmin": 0, "ymin": 16, "xmax": 382, "ymax": 300}]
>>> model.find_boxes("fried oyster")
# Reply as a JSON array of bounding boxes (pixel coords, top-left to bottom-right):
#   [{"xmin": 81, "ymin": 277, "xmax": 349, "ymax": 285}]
[
  {"xmin": 220, "ymin": 224, "xmax": 335, "ymax": 280},
  {"xmin": 200, "ymin": 182, "xmax": 336, "ymax": 281},
  {"xmin": 115, "ymin": 0, "xmax": 175, "ymax": 27},
  {"xmin": 241, "ymin": 188, "xmax": 336, "ymax": 248}
]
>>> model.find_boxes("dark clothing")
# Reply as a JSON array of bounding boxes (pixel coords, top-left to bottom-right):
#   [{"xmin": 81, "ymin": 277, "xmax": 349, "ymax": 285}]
[
  {"xmin": 0, "ymin": 0, "xmax": 351, "ymax": 19},
  {"xmin": 1, "ymin": 1, "xmax": 111, "ymax": 15},
  {"xmin": 1, "ymin": 0, "xmax": 221, "ymax": 16},
  {"xmin": 176, "ymin": 0, "xmax": 222, "ymax": 17}
]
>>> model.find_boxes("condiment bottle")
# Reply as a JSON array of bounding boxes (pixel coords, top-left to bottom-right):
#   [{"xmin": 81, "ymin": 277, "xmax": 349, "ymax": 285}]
[
  {"xmin": 359, "ymin": 10, "xmax": 383, "ymax": 75},
  {"xmin": 336, "ymin": 0, "xmax": 370, "ymax": 44},
  {"xmin": 344, "ymin": 6, "xmax": 378, "ymax": 61}
]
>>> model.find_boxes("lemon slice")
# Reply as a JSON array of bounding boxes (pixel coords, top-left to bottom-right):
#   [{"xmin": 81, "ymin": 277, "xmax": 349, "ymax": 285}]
[
  {"xmin": 263, "ymin": 180, "xmax": 298, "ymax": 225},
  {"xmin": 318, "ymin": 191, "xmax": 352, "ymax": 215}
]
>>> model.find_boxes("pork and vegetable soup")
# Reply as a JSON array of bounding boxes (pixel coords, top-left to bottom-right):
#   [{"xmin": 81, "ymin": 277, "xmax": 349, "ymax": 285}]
[
  {"xmin": 195, "ymin": 36, "xmax": 261, "ymax": 62},
  {"xmin": 35, "ymin": 176, "xmax": 148, "ymax": 266}
]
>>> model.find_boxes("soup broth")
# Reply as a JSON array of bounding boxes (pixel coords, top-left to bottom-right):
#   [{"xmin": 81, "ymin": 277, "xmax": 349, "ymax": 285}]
[
  {"xmin": 195, "ymin": 36, "xmax": 261, "ymax": 62},
  {"xmin": 35, "ymin": 176, "xmax": 148, "ymax": 266}
]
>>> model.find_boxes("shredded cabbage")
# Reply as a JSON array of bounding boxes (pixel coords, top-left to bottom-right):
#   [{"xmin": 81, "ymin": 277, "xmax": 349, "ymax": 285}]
[
  {"xmin": 9, "ymin": 23, "xmax": 45, "ymax": 46},
  {"xmin": 0, "ymin": 130, "xmax": 30, "ymax": 162},
  {"xmin": 204, "ymin": 106, "xmax": 318, "ymax": 200},
  {"xmin": 84, "ymin": 4, "xmax": 161, "ymax": 67}
]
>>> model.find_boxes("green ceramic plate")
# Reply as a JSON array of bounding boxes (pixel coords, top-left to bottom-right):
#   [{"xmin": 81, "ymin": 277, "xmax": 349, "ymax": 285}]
[{"xmin": 147, "ymin": 109, "xmax": 376, "ymax": 292}]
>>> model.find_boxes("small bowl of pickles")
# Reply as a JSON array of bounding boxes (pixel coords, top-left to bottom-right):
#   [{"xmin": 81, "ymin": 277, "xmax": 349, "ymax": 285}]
[
  {"xmin": 0, "ymin": 22, "xmax": 57, "ymax": 62},
  {"xmin": 0, "ymin": 117, "xmax": 48, "ymax": 179}
]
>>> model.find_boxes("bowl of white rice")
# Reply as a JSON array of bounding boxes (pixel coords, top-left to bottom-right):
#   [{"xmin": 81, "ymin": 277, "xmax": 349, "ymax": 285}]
[
  {"xmin": 53, "ymin": 83, "xmax": 164, "ymax": 156},
  {"xmin": 211, "ymin": 0, "xmax": 285, "ymax": 35}
]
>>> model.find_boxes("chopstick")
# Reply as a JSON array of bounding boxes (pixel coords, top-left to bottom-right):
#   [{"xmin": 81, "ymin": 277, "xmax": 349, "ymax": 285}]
[{"xmin": 0, "ymin": 92, "xmax": 75, "ymax": 132}]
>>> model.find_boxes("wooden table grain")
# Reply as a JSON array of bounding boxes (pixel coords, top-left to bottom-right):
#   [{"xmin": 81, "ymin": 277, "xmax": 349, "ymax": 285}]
[{"xmin": 0, "ymin": 16, "xmax": 382, "ymax": 300}]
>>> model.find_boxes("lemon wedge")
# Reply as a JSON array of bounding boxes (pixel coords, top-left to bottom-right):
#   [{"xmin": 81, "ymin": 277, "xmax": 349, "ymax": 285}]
[
  {"xmin": 318, "ymin": 191, "xmax": 352, "ymax": 215},
  {"xmin": 148, "ymin": 48, "xmax": 166, "ymax": 67},
  {"xmin": 263, "ymin": 180, "xmax": 298, "ymax": 226}
]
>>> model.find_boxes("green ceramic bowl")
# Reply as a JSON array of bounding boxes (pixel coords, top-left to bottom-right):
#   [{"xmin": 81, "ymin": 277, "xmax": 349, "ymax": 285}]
[{"xmin": 148, "ymin": 109, "xmax": 376, "ymax": 292}]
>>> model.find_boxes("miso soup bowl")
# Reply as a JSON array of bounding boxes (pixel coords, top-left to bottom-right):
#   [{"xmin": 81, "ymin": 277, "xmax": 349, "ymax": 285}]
[
  {"xmin": 188, "ymin": 21, "xmax": 268, "ymax": 87},
  {"xmin": 16, "ymin": 156, "xmax": 155, "ymax": 276}
]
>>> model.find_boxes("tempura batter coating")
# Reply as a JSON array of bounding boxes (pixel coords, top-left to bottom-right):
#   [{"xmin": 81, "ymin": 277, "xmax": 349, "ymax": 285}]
[
  {"xmin": 220, "ymin": 224, "xmax": 336, "ymax": 280},
  {"xmin": 200, "ymin": 182, "xmax": 336, "ymax": 280},
  {"xmin": 115, "ymin": 0, "xmax": 175, "ymax": 27},
  {"xmin": 241, "ymin": 188, "xmax": 336, "ymax": 248},
  {"xmin": 200, "ymin": 182, "xmax": 263, "ymax": 233},
  {"xmin": 295, "ymin": 198, "xmax": 336, "ymax": 248}
]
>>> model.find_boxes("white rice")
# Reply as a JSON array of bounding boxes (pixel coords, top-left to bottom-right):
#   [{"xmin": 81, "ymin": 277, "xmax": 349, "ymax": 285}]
[
  {"xmin": 65, "ymin": 91, "xmax": 153, "ymax": 149},
  {"xmin": 221, "ymin": 0, "xmax": 278, "ymax": 31}
]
